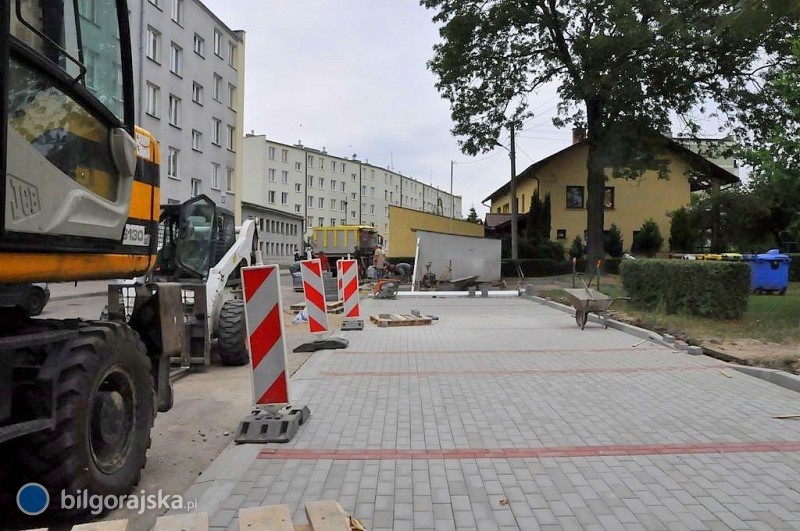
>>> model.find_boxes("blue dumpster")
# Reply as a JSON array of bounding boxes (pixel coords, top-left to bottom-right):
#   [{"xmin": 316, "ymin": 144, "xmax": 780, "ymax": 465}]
[{"xmin": 743, "ymin": 249, "xmax": 791, "ymax": 295}]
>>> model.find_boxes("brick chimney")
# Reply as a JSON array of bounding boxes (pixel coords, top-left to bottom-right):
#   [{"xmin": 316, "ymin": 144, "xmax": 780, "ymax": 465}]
[{"xmin": 572, "ymin": 127, "xmax": 585, "ymax": 144}]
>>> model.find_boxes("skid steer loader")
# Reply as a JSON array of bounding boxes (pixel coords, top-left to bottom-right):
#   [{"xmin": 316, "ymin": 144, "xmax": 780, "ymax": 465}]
[{"xmin": 107, "ymin": 195, "xmax": 258, "ymax": 368}]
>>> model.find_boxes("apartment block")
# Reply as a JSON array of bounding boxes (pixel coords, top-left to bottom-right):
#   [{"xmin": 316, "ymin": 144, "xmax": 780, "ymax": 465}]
[
  {"xmin": 129, "ymin": 0, "xmax": 245, "ymax": 215},
  {"xmin": 243, "ymin": 135, "xmax": 463, "ymax": 251}
]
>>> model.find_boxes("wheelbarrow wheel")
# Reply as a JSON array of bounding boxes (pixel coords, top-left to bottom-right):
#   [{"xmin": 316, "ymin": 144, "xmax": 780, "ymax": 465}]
[{"xmin": 575, "ymin": 310, "xmax": 588, "ymax": 330}]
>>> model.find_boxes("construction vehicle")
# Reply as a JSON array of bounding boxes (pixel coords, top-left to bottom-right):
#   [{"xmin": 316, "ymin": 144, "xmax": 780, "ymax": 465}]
[
  {"xmin": 310, "ymin": 224, "xmax": 382, "ymax": 275},
  {"xmin": 0, "ymin": 0, "xmax": 181, "ymax": 519},
  {"xmin": 108, "ymin": 195, "xmax": 258, "ymax": 367}
]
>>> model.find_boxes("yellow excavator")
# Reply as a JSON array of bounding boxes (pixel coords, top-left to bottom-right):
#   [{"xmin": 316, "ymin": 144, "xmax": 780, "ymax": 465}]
[{"xmin": 1, "ymin": 0, "xmax": 182, "ymax": 520}]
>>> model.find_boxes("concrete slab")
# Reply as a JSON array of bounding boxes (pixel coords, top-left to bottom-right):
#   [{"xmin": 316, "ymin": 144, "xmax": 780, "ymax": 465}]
[{"xmin": 183, "ymin": 297, "xmax": 800, "ymax": 530}]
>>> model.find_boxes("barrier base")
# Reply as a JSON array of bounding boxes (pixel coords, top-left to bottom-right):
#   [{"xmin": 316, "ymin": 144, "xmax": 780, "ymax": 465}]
[
  {"xmin": 235, "ymin": 405, "xmax": 311, "ymax": 444},
  {"xmin": 341, "ymin": 319, "xmax": 364, "ymax": 331},
  {"xmin": 292, "ymin": 336, "xmax": 350, "ymax": 352}
]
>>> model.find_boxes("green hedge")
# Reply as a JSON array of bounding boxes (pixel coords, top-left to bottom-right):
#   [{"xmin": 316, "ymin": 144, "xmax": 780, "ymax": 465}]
[
  {"xmin": 789, "ymin": 254, "xmax": 800, "ymax": 282},
  {"xmin": 573, "ymin": 257, "xmax": 623, "ymax": 275},
  {"xmin": 620, "ymin": 259, "xmax": 750, "ymax": 319}
]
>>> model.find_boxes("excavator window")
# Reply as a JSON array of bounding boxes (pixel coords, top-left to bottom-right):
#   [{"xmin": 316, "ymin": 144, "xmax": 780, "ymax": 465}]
[{"xmin": 176, "ymin": 199, "xmax": 215, "ymax": 277}]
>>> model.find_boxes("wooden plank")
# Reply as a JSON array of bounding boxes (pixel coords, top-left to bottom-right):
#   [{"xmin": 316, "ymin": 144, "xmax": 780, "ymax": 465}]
[
  {"xmin": 239, "ymin": 504, "xmax": 294, "ymax": 531},
  {"xmin": 304, "ymin": 500, "xmax": 351, "ymax": 531},
  {"xmin": 71, "ymin": 520, "xmax": 129, "ymax": 531},
  {"xmin": 152, "ymin": 512, "xmax": 209, "ymax": 531}
]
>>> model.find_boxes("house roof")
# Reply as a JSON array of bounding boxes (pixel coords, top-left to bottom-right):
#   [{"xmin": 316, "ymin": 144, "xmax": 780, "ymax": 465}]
[
  {"xmin": 482, "ymin": 135, "xmax": 741, "ymax": 203},
  {"xmin": 484, "ymin": 213, "xmax": 512, "ymax": 228}
]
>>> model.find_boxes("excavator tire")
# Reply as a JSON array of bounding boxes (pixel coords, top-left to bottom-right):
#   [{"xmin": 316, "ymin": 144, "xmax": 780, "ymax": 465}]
[
  {"xmin": 18, "ymin": 322, "xmax": 154, "ymax": 518},
  {"xmin": 217, "ymin": 299, "xmax": 249, "ymax": 366}
]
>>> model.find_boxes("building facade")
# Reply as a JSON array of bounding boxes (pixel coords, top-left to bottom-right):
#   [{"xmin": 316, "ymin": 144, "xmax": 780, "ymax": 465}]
[
  {"xmin": 129, "ymin": 0, "xmax": 245, "ymax": 214},
  {"xmin": 242, "ymin": 135, "xmax": 463, "ymax": 252},
  {"xmin": 242, "ymin": 203, "xmax": 303, "ymax": 265}
]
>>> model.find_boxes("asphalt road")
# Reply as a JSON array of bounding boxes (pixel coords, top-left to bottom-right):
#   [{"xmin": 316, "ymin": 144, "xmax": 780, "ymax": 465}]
[{"xmin": 17, "ymin": 275, "xmax": 315, "ymax": 530}]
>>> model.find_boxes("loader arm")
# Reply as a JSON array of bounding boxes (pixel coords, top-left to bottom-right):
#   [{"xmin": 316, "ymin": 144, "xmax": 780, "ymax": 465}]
[{"xmin": 207, "ymin": 217, "xmax": 258, "ymax": 335}]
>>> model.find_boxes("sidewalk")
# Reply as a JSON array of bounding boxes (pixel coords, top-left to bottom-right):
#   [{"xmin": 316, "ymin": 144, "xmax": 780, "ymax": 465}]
[
  {"xmin": 183, "ymin": 296, "xmax": 800, "ymax": 530},
  {"xmin": 48, "ymin": 280, "xmax": 111, "ymax": 301}
]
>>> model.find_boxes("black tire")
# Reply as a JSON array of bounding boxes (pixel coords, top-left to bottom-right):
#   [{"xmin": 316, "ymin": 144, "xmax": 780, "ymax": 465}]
[
  {"xmin": 575, "ymin": 310, "xmax": 588, "ymax": 329},
  {"xmin": 18, "ymin": 322, "xmax": 154, "ymax": 518},
  {"xmin": 217, "ymin": 299, "xmax": 249, "ymax": 366},
  {"xmin": 24, "ymin": 287, "xmax": 47, "ymax": 316}
]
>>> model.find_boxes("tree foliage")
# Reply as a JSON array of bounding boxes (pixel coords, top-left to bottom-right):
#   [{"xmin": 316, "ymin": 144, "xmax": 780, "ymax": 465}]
[
  {"xmin": 569, "ymin": 235, "xmax": 585, "ymax": 260},
  {"xmin": 603, "ymin": 223, "xmax": 624, "ymax": 258},
  {"xmin": 466, "ymin": 206, "xmax": 482, "ymax": 223},
  {"xmin": 524, "ymin": 190, "xmax": 551, "ymax": 244},
  {"xmin": 632, "ymin": 219, "xmax": 664, "ymax": 257},
  {"xmin": 421, "ymin": 0, "xmax": 800, "ymax": 272},
  {"xmin": 668, "ymin": 207, "xmax": 695, "ymax": 253}
]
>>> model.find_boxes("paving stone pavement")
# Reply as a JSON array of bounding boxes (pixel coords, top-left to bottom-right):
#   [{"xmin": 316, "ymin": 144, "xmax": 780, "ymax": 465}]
[{"xmin": 184, "ymin": 297, "xmax": 800, "ymax": 530}]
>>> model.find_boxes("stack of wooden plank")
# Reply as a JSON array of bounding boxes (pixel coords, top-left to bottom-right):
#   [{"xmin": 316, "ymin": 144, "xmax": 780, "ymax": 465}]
[
  {"xmin": 41, "ymin": 500, "xmax": 364, "ymax": 531},
  {"xmin": 370, "ymin": 313, "xmax": 433, "ymax": 327},
  {"xmin": 290, "ymin": 301, "xmax": 344, "ymax": 315}
]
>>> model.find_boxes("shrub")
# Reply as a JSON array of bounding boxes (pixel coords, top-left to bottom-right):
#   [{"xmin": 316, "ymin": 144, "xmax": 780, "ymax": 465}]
[
  {"xmin": 519, "ymin": 240, "xmax": 565, "ymax": 261},
  {"xmin": 501, "ymin": 259, "xmax": 572, "ymax": 277},
  {"xmin": 632, "ymin": 219, "xmax": 664, "ymax": 257},
  {"xmin": 669, "ymin": 207, "xmax": 695, "ymax": 252},
  {"xmin": 604, "ymin": 224, "xmax": 624, "ymax": 258},
  {"xmin": 621, "ymin": 259, "xmax": 750, "ymax": 319},
  {"xmin": 603, "ymin": 257, "xmax": 623, "ymax": 275},
  {"xmin": 789, "ymin": 254, "xmax": 800, "ymax": 282},
  {"xmin": 569, "ymin": 235, "xmax": 585, "ymax": 259}
]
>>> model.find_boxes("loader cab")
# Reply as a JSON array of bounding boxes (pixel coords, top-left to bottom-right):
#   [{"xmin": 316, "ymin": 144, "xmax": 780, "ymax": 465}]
[{"xmin": 153, "ymin": 195, "xmax": 235, "ymax": 281}]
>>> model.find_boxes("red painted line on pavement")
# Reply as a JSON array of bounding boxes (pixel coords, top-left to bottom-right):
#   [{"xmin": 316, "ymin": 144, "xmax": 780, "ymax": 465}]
[
  {"xmin": 321, "ymin": 364, "xmax": 729, "ymax": 377},
  {"xmin": 258, "ymin": 441, "xmax": 800, "ymax": 460},
  {"xmin": 334, "ymin": 347, "xmax": 665, "ymax": 355}
]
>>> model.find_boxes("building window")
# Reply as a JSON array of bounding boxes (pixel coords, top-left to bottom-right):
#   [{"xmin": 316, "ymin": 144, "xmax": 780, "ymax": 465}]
[
  {"xmin": 268, "ymin": 169, "xmax": 275, "ymax": 182},
  {"xmin": 331, "ymin": 218, "xmax": 337, "ymax": 227},
  {"xmin": 228, "ymin": 83, "xmax": 236, "ymax": 110},
  {"xmin": 228, "ymin": 41, "xmax": 236, "ymax": 67},
  {"xmin": 226, "ymin": 168, "xmax": 233, "ymax": 193},
  {"xmin": 212, "ymin": 118, "xmax": 221, "ymax": 145},
  {"xmin": 167, "ymin": 147, "xmax": 179, "ymax": 179},
  {"xmin": 268, "ymin": 146, "xmax": 275, "ymax": 160},
  {"xmin": 295, "ymin": 204, "xmax": 301, "ymax": 213},
  {"xmin": 308, "ymin": 196, "xmax": 314, "ymax": 207},
  {"xmin": 361, "ymin": 185, "xmax": 366, "ymax": 195},
  {"xmin": 604, "ymin": 187, "xmax": 615, "ymax": 209},
  {"xmin": 330, "ymin": 199, "xmax": 336, "ymax": 210},
  {"xmin": 193, "ymin": 33, "xmax": 204, "ymax": 56},
  {"xmin": 281, "ymin": 171, "xmax": 288, "ymax": 184},
  {"xmin": 171, "ymin": 0, "xmax": 183, "ymax": 24},
  {"xmin": 211, "ymin": 163, "xmax": 220, "ymax": 189},
  {"xmin": 318, "ymin": 197, "xmax": 324, "ymax": 208},
  {"xmin": 319, "ymin": 178, "xmax": 324, "ymax": 190},
  {"xmin": 226, "ymin": 125, "xmax": 235, "ymax": 151},
  {"xmin": 213, "ymin": 29, "xmax": 222, "ymax": 57},
  {"xmin": 282, "ymin": 150, "xmax": 289, "ymax": 163},
  {"xmin": 307, "ymin": 155, "xmax": 314, "ymax": 166},
  {"xmin": 191, "ymin": 82, "xmax": 203, "ymax": 105},
  {"xmin": 307, "ymin": 216, "xmax": 313, "ymax": 228},
  {"xmin": 341, "ymin": 182, "xmax": 346, "ymax": 193},
  {"xmin": 331, "ymin": 160, "xmax": 336, "ymax": 172},
  {"xmin": 169, "ymin": 43, "xmax": 182, "ymax": 76},
  {"xmin": 340, "ymin": 162, "xmax": 346, "ymax": 174},
  {"xmin": 168, "ymin": 94, "xmax": 180, "ymax": 127},
  {"xmin": 191, "ymin": 178, "xmax": 201, "ymax": 197},
  {"xmin": 268, "ymin": 191, "xmax": 275, "ymax": 204},
  {"xmin": 556, "ymin": 229, "xmax": 567, "ymax": 240},
  {"xmin": 318, "ymin": 217, "xmax": 324, "ymax": 227},
  {"xmin": 370, "ymin": 204, "xmax": 375, "ymax": 214},
  {"xmin": 308, "ymin": 176, "xmax": 314, "ymax": 187},
  {"xmin": 83, "ymin": 49, "xmax": 98, "ymax": 89},
  {"xmin": 352, "ymin": 173, "xmax": 357, "ymax": 181},
  {"xmin": 295, "ymin": 183, "xmax": 301, "ymax": 192},
  {"xmin": 351, "ymin": 211, "xmax": 356, "ymax": 218},
  {"xmin": 566, "ymin": 186, "xmax": 585, "ymax": 209},
  {"xmin": 294, "ymin": 162, "xmax": 301, "ymax": 171},
  {"xmin": 145, "ymin": 83, "xmax": 159, "ymax": 117},
  {"xmin": 191, "ymin": 130, "xmax": 202, "ymax": 151},
  {"xmin": 146, "ymin": 27, "xmax": 161, "ymax": 62},
  {"xmin": 281, "ymin": 192, "xmax": 288, "ymax": 205},
  {"xmin": 319, "ymin": 158, "xmax": 325, "ymax": 170},
  {"xmin": 331, "ymin": 180, "xmax": 337, "ymax": 191},
  {"xmin": 370, "ymin": 187, "xmax": 375, "ymax": 197},
  {"xmin": 213, "ymin": 74, "xmax": 222, "ymax": 101}
]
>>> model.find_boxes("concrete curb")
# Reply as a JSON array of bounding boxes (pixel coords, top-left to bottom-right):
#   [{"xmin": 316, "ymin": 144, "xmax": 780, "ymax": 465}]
[
  {"xmin": 729, "ymin": 364, "xmax": 800, "ymax": 394},
  {"xmin": 524, "ymin": 294, "xmax": 674, "ymax": 349}
]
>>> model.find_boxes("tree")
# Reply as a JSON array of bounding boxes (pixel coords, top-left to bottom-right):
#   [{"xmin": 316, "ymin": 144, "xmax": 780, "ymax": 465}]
[
  {"xmin": 569, "ymin": 235, "xmax": 585, "ymax": 260},
  {"xmin": 632, "ymin": 219, "xmax": 664, "ymax": 258},
  {"xmin": 668, "ymin": 207, "xmax": 695, "ymax": 253},
  {"xmin": 603, "ymin": 223, "xmax": 624, "ymax": 258},
  {"xmin": 524, "ymin": 190, "xmax": 551, "ymax": 243},
  {"xmin": 466, "ymin": 206, "xmax": 482, "ymax": 223},
  {"xmin": 421, "ymin": 0, "xmax": 799, "ymax": 273}
]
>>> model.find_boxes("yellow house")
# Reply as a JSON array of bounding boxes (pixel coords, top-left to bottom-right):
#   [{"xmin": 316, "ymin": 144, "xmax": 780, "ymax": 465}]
[
  {"xmin": 484, "ymin": 137, "xmax": 739, "ymax": 252},
  {"xmin": 387, "ymin": 205, "xmax": 485, "ymax": 258}
]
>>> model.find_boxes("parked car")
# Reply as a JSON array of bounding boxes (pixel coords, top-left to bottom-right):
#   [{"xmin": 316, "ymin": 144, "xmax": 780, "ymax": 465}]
[{"xmin": 0, "ymin": 283, "xmax": 50, "ymax": 316}]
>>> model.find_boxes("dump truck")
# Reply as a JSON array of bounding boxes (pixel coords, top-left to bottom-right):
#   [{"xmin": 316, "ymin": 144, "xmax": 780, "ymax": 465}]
[{"xmin": 310, "ymin": 225, "xmax": 383, "ymax": 275}]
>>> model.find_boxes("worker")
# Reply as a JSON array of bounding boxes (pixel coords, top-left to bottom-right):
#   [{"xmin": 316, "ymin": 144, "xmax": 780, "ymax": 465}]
[
  {"xmin": 353, "ymin": 245, "xmax": 365, "ymax": 278},
  {"xmin": 372, "ymin": 244, "xmax": 386, "ymax": 280},
  {"xmin": 317, "ymin": 251, "xmax": 330, "ymax": 272},
  {"xmin": 394, "ymin": 262, "xmax": 412, "ymax": 282}
]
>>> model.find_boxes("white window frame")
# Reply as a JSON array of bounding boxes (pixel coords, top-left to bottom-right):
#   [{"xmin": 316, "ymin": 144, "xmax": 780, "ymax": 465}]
[
  {"xmin": 330, "ymin": 199, "xmax": 336, "ymax": 210},
  {"xmin": 193, "ymin": 33, "xmax": 204, "ymax": 56},
  {"xmin": 191, "ymin": 129, "xmax": 202, "ymax": 151},
  {"xmin": 169, "ymin": 43, "xmax": 182, "ymax": 76},
  {"xmin": 268, "ymin": 191, "xmax": 275, "ymax": 204},
  {"xmin": 146, "ymin": 27, "xmax": 161, "ymax": 62},
  {"xmin": 318, "ymin": 197, "xmax": 324, "ymax": 208},
  {"xmin": 211, "ymin": 163, "xmax": 220, "ymax": 189},
  {"xmin": 268, "ymin": 146, "xmax": 276, "ymax": 160},
  {"xmin": 295, "ymin": 183, "xmax": 301, "ymax": 192},
  {"xmin": 171, "ymin": 0, "xmax": 183, "ymax": 25},
  {"xmin": 168, "ymin": 94, "xmax": 180, "ymax": 127},
  {"xmin": 295, "ymin": 204, "xmax": 302, "ymax": 213},
  {"xmin": 307, "ymin": 196, "xmax": 313, "ymax": 207},
  {"xmin": 191, "ymin": 82, "xmax": 203, "ymax": 105},
  {"xmin": 213, "ymin": 29, "xmax": 222, "ymax": 57},
  {"xmin": 212, "ymin": 118, "xmax": 221, "ymax": 145},
  {"xmin": 213, "ymin": 74, "xmax": 222, "ymax": 101},
  {"xmin": 228, "ymin": 41, "xmax": 236, "ymax": 67},
  {"xmin": 281, "ymin": 192, "xmax": 288, "ymax": 205},
  {"xmin": 226, "ymin": 125, "xmax": 235, "ymax": 151},
  {"xmin": 226, "ymin": 168, "xmax": 234, "ymax": 193},
  {"xmin": 331, "ymin": 180, "xmax": 337, "ymax": 191},
  {"xmin": 228, "ymin": 83, "xmax": 236, "ymax": 110},
  {"xmin": 268, "ymin": 169, "xmax": 275, "ymax": 182},
  {"xmin": 145, "ymin": 82, "xmax": 159, "ymax": 117},
  {"xmin": 191, "ymin": 178, "xmax": 201, "ymax": 197},
  {"xmin": 167, "ymin": 147, "xmax": 179, "ymax": 179},
  {"xmin": 281, "ymin": 171, "xmax": 288, "ymax": 184}
]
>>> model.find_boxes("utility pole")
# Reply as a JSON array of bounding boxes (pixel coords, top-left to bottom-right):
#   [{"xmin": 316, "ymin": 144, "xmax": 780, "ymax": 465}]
[
  {"xmin": 510, "ymin": 123, "xmax": 518, "ymax": 261},
  {"xmin": 449, "ymin": 160, "xmax": 454, "ymax": 234}
]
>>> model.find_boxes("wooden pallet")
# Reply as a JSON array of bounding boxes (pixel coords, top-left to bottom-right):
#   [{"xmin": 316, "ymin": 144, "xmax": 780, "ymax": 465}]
[
  {"xmin": 370, "ymin": 313, "xmax": 433, "ymax": 327},
  {"xmin": 290, "ymin": 301, "xmax": 344, "ymax": 314},
  {"xmin": 43, "ymin": 500, "xmax": 363, "ymax": 531}
]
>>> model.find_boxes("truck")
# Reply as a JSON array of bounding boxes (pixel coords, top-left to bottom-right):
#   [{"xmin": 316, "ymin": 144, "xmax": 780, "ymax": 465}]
[{"xmin": 310, "ymin": 225, "xmax": 383, "ymax": 275}]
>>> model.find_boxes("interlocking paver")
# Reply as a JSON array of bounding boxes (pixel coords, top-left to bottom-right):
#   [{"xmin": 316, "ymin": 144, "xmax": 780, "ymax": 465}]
[{"xmin": 182, "ymin": 297, "xmax": 800, "ymax": 530}]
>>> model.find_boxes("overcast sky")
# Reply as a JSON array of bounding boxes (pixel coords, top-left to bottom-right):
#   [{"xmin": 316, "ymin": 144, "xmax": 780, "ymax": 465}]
[{"xmin": 200, "ymin": 0, "xmax": 574, "ymax": 218}]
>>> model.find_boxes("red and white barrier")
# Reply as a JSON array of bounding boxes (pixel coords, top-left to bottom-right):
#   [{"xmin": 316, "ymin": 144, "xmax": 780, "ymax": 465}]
[
  {"xmin": 337, "ymin": 260, "xmax": 344, "ymax": 302},
  {"xmin": 300, "ymin": 259, "xmax": 329, "ymax": 333},
  {"xmin": 241, "ymin": 265, "xmax": 290, "ymax": 406},
  {"xmin": 339, "ymin": 259, "xmax": 360, "ymax": 318}
]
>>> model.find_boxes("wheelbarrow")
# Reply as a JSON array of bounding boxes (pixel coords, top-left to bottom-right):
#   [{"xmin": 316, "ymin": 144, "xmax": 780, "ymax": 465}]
[{"xmin": 563, "ymin": 279, "xmax": 629, "ymax": 330}]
